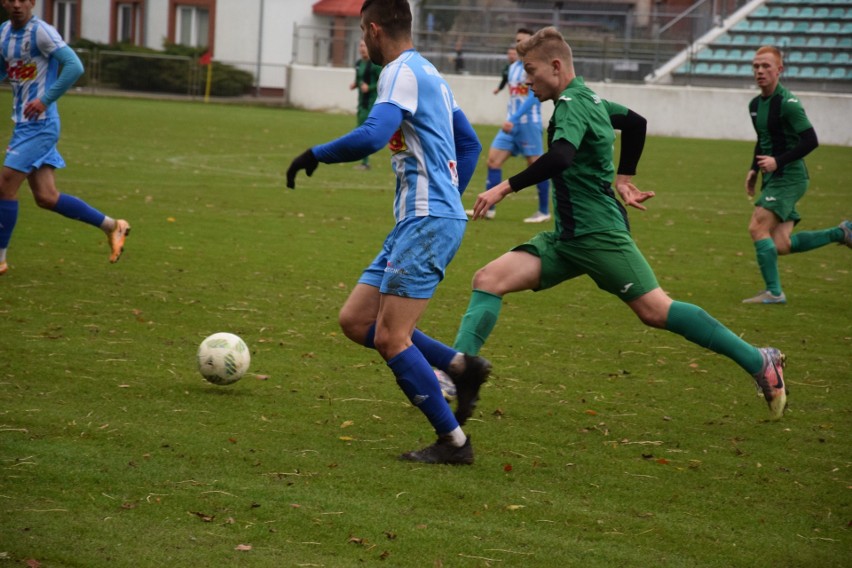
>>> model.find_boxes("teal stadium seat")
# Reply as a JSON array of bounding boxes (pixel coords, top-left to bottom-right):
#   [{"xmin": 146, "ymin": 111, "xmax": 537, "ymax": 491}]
[
  {"xmin": 791, "ymin": 36, "xmax": 807, "ymax": 47},
  {"xmin": 835, "ymin": 52, "xmax": 850, "ymax": 65},
  {"xmin": 810, "ymin": 22, "xmax": 825, "ymax": 34},
  {"xmin": 818, "ymin": 52, "xmax": 833, "ymax": 64},
  {"xmin": 788, "ymin": 51, "xmax": 804, "ymax": 63},
  {"xmin": 715, "ymin": 34, "xmax": 732, "ymax": 45},
  {"xmin": 843, "ymin": 22, "xmax": 852, "ymax": 33},
  {"xmin": 709, "ymin": 63, "xmax": 724, "ymax": 74},
  {"xmin": 829, "ymin": 8, "xmax": 844, "ymax": 20},
  {"xmin": 722, "ymin": 63, "xmax": 739, "ymax": 75},
  {"xmin": 815, "ymin": 67, "xmax": 830, "ymax": 79},
  {"xmin": 802, "ymin": 52, "xmax": 818, "ymax": 64},
  {"xmin": 780, "ymin": 21, "xmax": 795, "ymax": 33},
  {"xmin": 764, "ymin": 20, "xmax": 781, "ymax": 33},
  {"xmin": 753, "ymin": 6, "xmax": 770, "ymax": 18},
  {"xmin": 793, "ymin": 22, "xmax": 810, "ymax": 34},
  {"xmin": 798, "ymin": 7, "xmax": 814, "ymax": 19},
  {"xmin": 814, "ymin": 7, "xmax": 830, "ymax": 19},
  {"xmin": 806, "ymin": 36, "xmax": 822, "ymax": 48},
  {"xmin": 769, "ymin": 7, "xmax": 784, "ymax": 18},
  {"xmin": 838, "ymin": 37, "xmax": 851, "ymax": 48},
  {"xmin": 728, "ymin": 48, "xmax": 743, "ymax": 61},
  {"xmin": 798, "ymin": 66, "xmax": 816, "ymax": 79},
  {"xmin": 784, "ymin": 7, "xmax": 799, "ymax": 19},
  {"xmin": 822, "ymin": 37, "xmax": 838, "ymax": 48},
  {"xmin": 829, "ymin": 67, "xmax": 845, "ymax": 79},
  {"xmin": 825, "ymin": 22, "xmax": 841, "ymax": 34}
]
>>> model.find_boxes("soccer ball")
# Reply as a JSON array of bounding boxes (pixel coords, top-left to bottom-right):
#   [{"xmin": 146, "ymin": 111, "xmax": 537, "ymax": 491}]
[{"xmin": 197, "ymin": 332, "xmax": 250, "ymax": 385}]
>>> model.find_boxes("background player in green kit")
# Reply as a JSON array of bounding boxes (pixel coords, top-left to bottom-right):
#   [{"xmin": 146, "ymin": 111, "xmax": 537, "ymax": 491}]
[
  {"xmin": 454, "ymin": 27, "xmax": 789, "ymax": 423},
  {"xmin": 350, "ymin": 40, "xmax": 382, "ymax": 170},
  {"xmin": 741, "ymin": 45, "xmax": 851, "ymax": 304}
]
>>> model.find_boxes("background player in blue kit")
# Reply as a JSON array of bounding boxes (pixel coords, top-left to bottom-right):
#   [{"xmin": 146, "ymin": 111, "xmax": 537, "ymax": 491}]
[
  {"xmin": 470, "ymin": 27, "xmax": 550, "ymax": 224},
  {"xmin": 0, "ymin": 0, "xmax": 130, "ymax": 276},
  {"xmin": 287, "ymin": 0, "xmax": 488, "ymax": 465}
]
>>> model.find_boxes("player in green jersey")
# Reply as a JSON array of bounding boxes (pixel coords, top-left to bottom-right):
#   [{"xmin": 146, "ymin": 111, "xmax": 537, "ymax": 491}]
[
  {"xmin": 450, "ymin": 27, "xmax": 788, "ymax": 423},
  {"xmin": 742, "ymin": 45, "xmax": 851, "ymax": 304},
  {"xmin": 349, "ymin": 40, "xmax": 382, "ymax": 170}
]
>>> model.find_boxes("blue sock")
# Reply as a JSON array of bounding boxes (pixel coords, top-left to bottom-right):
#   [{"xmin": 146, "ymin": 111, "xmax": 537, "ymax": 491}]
[
  {"xmin": 363, "ymin": 323, "xmax": 456, "ymax": 370},
  {"xmin": 387, "ymin": 345, "xmax": 459, "ymax": 435},
  {"xmin": 486, "ymin": 167, "xmax": 502, "ymax": 190},
  {"xmin": 412, "ymin": 329, "xmax": 456, "ymax": 369},
  {"xmin": 536, "ymin": 180, "xmax": 549, "ymax": 214},
  {"xmin": 0, "ymin": 199, "xmax": 19, "ymax": 248},
  {"xmin": 53, "ymin": 194, "xmax": 106, "ymax": 227}
]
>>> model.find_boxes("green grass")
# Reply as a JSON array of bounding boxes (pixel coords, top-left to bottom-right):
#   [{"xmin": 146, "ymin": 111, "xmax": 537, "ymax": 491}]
[{"xmin": 0, "ymin": 93, "xmax": 849, "ymax": 567}]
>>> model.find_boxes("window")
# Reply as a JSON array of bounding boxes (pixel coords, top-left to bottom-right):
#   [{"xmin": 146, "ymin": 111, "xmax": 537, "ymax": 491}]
[
  {"xmin": 168, "ymin": 1, "xmax": 215, "ymax": 52},
  {"xmin": 115, "ymin": 2, "xmax": 143, "ymax": 44},
  {"xmin": 52, "ymin": 0, "xmax": 79, "ymax": 42},
  {"xmin": 177, "ymin": 5, "xmax": 209, "ymax": 48}
]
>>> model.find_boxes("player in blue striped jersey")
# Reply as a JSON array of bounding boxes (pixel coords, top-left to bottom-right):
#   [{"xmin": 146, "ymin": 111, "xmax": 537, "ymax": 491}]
[
  {"xmin": 287, "ymin": 0, "xmax": 487, "ymax": 465},
  {"xmin": 0, "ymin": 0, "xmax": 129, "ymax": 276},
  {"xmin": 470, "ymin": 28, "xmax": 550, "ymax": 224}
]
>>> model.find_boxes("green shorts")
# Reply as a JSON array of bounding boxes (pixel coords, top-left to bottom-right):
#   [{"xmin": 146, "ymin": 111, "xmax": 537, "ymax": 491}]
[
  {"xmin": 513, "ymin": 231, "xmax": 659, "ymax": 302},
  {"xmin": 756, "ymin": 177, "xmax": 807, "ymax": 224}
]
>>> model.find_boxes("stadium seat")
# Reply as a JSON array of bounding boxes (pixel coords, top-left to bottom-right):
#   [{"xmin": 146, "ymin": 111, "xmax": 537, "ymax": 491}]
[
  {"xmin": 843, "ymin": 22, "xmax": 852, "ymax": 34},
  {"xmin": 709, "ymin": 63, "xmax": 724, "ymax": 74},
  {"xmin": 825, "ymin": 22, "xmax": 841, "ymax": 34},
  {"xmin": 822, "ymin": 37, "xmax": 838, "ymax": 48},
  {"xmin": 838, "ymin": 37, "xmax": 851, "ymax": 48},
  {"xmin": 829, "ymin": 67, "xmax": 846, "ymax": 79},
  {"xmin": 783, "ymin": 7, "xmax": 799, "ymax": 19},
  {"xmin": 788, "ymin": 51, "xmax": 804, "ymax": 63},
  {"xmin": 764, "ymin": 20, "xmax": 781, "ymax": 33},
  {"xmin": 793, "ymin": 22, "xmax": 810, "ymax": 34},
  {"xmin": 829, "ymin": 7, "xmax": 845, "ymax": 20},
  {"xmin": 715, "ymin": 34, "xmax": 732, "ymax": 45},
  {"xmin": 768, "ymin": 7, "xmax": 784, "ymax": 18},
  {"xmin": 835, "ymin": 52, "xmax": 850, "ymax": 65},
  {"xmin": 817, "ymin": 52, "xmax": 833, "ymax": 64},
  {"xmin": 798, "ymin": 66, "xmax": 816, "ymax": 79},
  {"xmin": 810, "ymin": 22, "xmax": 825, "ymax": 34},
  {"xmin": 780, "ymin": 21, "xmax": 795, "ymax": 33},
  {"xmin": 802, "ymin": 51, "xmax": 818, "ymax": 64},
  {"xmin": 722, "ymin": 63, "xmax": 739, "ymax": 75},
  {"xmin": 814, "ymin": 7, "xmax": 830, "ymax": 19},
  {"xmin": 815, "ymin": 67, "xmax": 830, "ymax": 79},
  {"xmin": 752, "ymin": 6, "xmax": 770, "ymax": 18},
  {"xmin": 790, "ymin": 36, "xmax": 808, "ymax": 47},
  {"xmin": 798, "ymin": 7, "xmax": 814, "ymax": 19}
]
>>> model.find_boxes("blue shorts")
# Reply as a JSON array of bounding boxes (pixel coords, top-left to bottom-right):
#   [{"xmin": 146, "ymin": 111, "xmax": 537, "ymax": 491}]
[
  {"xmin": 491, "ymin": 122, "xmax": 543, "ymax": 157},
  {"xmin": 4, "ymin": 119, "xmax": 65, "ymax": 173},
  {"xmin": 358, "ymin": 216, "xmax": 466, "ymax": 299}
]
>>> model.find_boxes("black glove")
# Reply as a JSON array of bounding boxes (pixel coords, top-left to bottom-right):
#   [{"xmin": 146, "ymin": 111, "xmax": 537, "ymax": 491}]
[{"xmin": 286, "ymin": 149, "xmax": 319, "ymax": 189}]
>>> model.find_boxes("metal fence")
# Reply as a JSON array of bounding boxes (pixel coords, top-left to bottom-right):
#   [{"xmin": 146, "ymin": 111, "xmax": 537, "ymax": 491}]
[
  {"xmin": 291, "ymin": 0, "xmax": 750, "ymax": 83},
  {"xmin": 73, "ymin": 48, "xmax": 288, "ymax": 99}
]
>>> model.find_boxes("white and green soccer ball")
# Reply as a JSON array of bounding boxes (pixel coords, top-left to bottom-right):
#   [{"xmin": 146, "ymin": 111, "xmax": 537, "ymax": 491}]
[{"xmin": 197, "ymin": 332, "xmax": 250, "ymax": 385}]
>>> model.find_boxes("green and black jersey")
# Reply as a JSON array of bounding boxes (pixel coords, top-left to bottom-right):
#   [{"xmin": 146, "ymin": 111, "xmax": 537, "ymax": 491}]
[
  {"xmin": 547, "ymin": 77, "xmax": 629, "ymax": 240},
  {"xmin": 748, "ymin": 83, "xmax": 814, "ymax": 184}
]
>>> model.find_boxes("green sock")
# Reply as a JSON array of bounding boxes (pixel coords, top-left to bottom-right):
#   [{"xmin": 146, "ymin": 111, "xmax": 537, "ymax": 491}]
[
  {"xmin": 665, "ymin": 301, "xmax": 762, "ymax": 375},
  {"xmin": 790, "ymin": 227, "xmax": 842, "ymax": 253},
  {"xmin": 453, "ymin": 289, "xmax": 503, "ymax": 356},
  {"xmin": 754, "ymin": 238, "xmax": 782, "ymax": 295}
]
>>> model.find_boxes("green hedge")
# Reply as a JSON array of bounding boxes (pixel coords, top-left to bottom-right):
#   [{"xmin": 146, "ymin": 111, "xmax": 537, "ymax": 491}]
[{"xmin": 71, "ymin": 40, "xmax": 254, "ymax": 97}]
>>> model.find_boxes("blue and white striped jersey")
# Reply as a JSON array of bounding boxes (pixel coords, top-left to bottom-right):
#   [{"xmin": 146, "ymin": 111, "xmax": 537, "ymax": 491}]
[
  {"xmin": 0, "ymin": 17, "xmax": 66, "ymax": 123},
  {"xmin": 377, "ymin": 50, "xmax": 467, "ymax": 222},
  {"xmin": 505, "ymin": 60, "xmax": 541, "ymax": 125}
]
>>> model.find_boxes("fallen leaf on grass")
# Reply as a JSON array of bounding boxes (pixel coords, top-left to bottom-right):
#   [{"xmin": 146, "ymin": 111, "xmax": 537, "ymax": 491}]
[
  {"xmin": 505, "ymin": 505, "xmax": 525, "ymax": 511},
  {"xmin": 190, "ymin": 511, "xmax": 214, "ymax": 522},
  {"xmin": 235, "ymin": 544, "xmax": 252, "ymax": 551}
]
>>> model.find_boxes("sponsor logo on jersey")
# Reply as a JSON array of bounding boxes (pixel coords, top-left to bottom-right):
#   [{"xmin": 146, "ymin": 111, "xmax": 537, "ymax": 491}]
[
  {"xmin": 620, "ymin": 282, "xmax": 634, "ymax": 294},
  {"xmin": 6, "ymin": 61, "xmax": 36, "ymax": 82},
  {"xmin": 764, "ymin": 196, "xmax": 777, "ymax": 202},
  {"xmin": 509, "ymin": 84, "xmax": 530, "ymax": 96},
  {"xmin": 388, "ymin": 128, "xmax": 407, "ymax": 154}
]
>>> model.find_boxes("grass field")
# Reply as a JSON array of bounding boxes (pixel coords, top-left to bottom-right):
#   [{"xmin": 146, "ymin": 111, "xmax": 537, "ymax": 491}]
[{"xmin": 0, "ymin": 93, "xmax": 849, "ymax": 567}]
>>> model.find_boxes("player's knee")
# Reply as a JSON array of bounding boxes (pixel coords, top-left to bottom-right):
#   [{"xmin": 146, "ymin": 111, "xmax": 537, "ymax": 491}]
[
  {"xmin": 33, "ymin": 192, "xmax": 58, "ymax": 209},
  {"xmin": 338, "ymin": 309, "xmax": 367, "ymax": 344}
]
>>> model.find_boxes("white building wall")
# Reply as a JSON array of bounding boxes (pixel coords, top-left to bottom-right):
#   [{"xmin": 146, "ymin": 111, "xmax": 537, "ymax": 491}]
[{"xmin": 287, "ymin": 64, "xmax": 852, "ymax": 146}]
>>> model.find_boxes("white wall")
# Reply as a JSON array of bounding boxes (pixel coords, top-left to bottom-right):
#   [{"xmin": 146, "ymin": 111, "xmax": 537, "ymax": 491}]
[{"xmin": 287, "ymin": 64, "xmax": 852, "ymax": 146}]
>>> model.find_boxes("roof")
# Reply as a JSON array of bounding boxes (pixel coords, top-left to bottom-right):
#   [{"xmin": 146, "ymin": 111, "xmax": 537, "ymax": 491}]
[{"xmin": 312, "ymin": 0, "xmax": 362, "ymax": 17}]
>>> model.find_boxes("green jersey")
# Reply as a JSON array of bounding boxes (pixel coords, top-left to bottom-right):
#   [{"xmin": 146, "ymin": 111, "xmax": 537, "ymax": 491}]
[
  {"xmin": 748, "ymin": 82, "xmax": 813, "ymax": 184},
  {"xmin": 355, "ymin": 58, "xmax": 382, "ymax": 111},
  {"xmin": 547, "ymin": 77, "xmax": 628, "ymax": 240}
]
